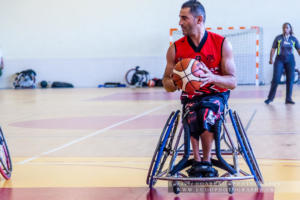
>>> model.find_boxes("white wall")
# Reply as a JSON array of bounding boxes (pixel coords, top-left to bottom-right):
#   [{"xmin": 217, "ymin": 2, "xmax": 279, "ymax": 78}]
[{"xmin": 0, "ymin": 0, "xmax": 299, "ymax": 88}]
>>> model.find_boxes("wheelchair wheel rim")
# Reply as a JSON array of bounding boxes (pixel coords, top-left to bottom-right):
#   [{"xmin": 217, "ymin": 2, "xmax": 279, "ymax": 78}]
[
  {"xmin": 149, "ymin": 111, "xmax": 180, "ymax": 188},
  {"xmin": 0, "ymin": 129, "xmax": 12, "ymax": 180},
  {"xmin": 146, "ymin": 111, "xmax": 175, "ymax": 185},
  {"xmin": 234, "ymin": 112, "xmax": 264, "ymax": 184},
  {"xmin": 229, "ymin": 110, "xmax": 260, "ymax": 186}
]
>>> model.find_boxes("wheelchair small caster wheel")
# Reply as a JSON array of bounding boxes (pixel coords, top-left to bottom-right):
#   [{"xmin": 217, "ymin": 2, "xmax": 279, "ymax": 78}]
[
  {"xmin": 172, "ymin": 181, "xmax": 180, "ymax": 194},
  {"xmin": 173, "ymin": 185, "xmax": 180, "ymax": 194},
  {"xmin": 227, "ymin": 181, "xmax": 234, "ymax": 194}
]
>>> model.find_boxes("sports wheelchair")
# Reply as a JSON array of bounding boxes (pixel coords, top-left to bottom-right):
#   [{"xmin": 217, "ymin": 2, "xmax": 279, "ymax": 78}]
[
  {"xmin": 146, "ymin": 104, "xmax": 264, "ymax": 194},
  {"xmin": 0, "ymin": 127, "xmax": 12, "ymax": 180}
]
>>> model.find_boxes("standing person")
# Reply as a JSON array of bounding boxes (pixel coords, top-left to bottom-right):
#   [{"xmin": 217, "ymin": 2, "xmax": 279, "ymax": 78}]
[
  {"xmin": 162, "ymin": 0, "xmax": 236, "ymax": 177},
  {"xmin": 265, "ymin": 23, "xmax": 300, "ymax": 105}
]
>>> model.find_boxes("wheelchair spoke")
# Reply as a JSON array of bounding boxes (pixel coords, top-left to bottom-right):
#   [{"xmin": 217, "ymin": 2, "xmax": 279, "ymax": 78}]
[{"xmin": 168, "ymin": 126, "xmax": 184, "ymax": 173}]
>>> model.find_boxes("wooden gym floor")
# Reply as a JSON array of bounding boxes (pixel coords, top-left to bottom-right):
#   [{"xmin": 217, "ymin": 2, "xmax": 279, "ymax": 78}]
[{"xmin": 0, "ymin": 85, "xmax": 300, "ymax": 200}]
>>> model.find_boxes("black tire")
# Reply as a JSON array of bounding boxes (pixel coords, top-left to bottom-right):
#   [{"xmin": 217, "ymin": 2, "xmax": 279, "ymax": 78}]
[
  {"xmin": 173, "ymin": 184, "xmax": 181, "ymax": 194},
  {"xmin": 234, "ymin": 111, "xmax": 264, "ymax": 184},
  {"xmin": 0, "ymin": 127, "xmax": 12, "ymax": 180},
  {"xmin": 148, "ymin": 110, "xmax": 180, "ymax": 188}
]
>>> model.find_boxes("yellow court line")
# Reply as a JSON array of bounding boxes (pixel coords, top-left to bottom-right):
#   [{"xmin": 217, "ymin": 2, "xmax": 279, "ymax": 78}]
[{"xmin": 2, "ymin": 157, "xmax": 300, "ymax": 192}]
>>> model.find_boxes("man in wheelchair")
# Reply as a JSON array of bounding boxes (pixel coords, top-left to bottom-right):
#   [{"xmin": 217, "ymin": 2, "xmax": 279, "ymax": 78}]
[
  {"xmin": 183, "ymin": 92, "xmax": 230, "ymax": 177},
  {"xmin": 162, "ymin": 0, "xmax": 237, "ymax": 178}
]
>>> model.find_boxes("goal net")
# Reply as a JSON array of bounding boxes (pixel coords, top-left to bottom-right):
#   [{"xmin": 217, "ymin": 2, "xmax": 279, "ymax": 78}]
[{"xmin": 170, "ymin": 27, "xmax": 264, "ymax": 85}]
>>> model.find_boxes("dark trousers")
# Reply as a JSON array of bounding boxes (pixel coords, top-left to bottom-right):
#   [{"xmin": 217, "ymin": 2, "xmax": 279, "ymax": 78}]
[{"xmin": 267, "ymin": 55, "xmax": 295, "ymax": 101}]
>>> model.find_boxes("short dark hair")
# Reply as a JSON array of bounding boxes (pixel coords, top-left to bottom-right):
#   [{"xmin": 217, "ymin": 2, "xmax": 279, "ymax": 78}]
[
  {"xmin": 181, "ymin": 0, "xmax": 206, "ymax": 22},
  {"xmin": 283, "ymin": 22, "xmax": 294, "ymax": 35}
]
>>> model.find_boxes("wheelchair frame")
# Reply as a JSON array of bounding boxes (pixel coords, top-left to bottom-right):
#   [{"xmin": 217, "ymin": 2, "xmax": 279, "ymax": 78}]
[
  {"xmin": 146, "ymin": 107, "xmax": 264, "ymax": 194},
  {"xmin": 0, "ymin": 127, "xmax": 12, "ymax": 180}
]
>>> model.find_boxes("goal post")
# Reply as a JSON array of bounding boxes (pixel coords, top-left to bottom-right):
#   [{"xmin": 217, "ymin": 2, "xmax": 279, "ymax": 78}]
[{"xmin": 169, "ymin": 27, "xmax": 264, "ymax": 86}]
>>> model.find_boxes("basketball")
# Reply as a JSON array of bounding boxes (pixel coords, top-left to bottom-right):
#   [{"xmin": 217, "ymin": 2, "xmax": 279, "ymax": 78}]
[
  {"xmin": 172, "ymin": 58, "xmax": 205, "ymax": 93},
  {"xmin": 147, "ymin": 79, "xmax": 155, "ymax": 87}
]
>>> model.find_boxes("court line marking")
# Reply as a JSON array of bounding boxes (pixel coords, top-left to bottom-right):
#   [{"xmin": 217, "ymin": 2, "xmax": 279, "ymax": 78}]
[
  {"xmin": 245, "ymin": 109, "xmax": 257, "ymax": 131},
  {"xmin": 25, "ymin": 162, "xmax": 148, "ymax": 171},
  {"xmin": 17, "ymin": 104, "xmax": 168, "ymax": 165},
  {"xmin": 25, "ymin": 161, "xmax": 150, "ymax": 165}
]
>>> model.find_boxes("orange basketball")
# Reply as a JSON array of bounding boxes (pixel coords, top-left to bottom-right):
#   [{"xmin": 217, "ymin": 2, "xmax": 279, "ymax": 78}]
[{"xmin": 172, "ymin": 58, "xmax": 205, "ymax": 93}]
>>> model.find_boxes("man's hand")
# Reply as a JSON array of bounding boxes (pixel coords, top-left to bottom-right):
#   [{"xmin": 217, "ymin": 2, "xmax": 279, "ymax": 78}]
[
  {"xmin": 163, "ymin": 44, "xmax": 178, "ymax": 92},
  {"xmin": 269, "ymin": 60, "xmax": 273, "ymax": 65},
  {"xmin": 162, "ymin": 77, "xmax": 178, "ymax": 92},
  {"xmin": 199, "ymin": 61, "xmax": 216, "ymax": 87}
]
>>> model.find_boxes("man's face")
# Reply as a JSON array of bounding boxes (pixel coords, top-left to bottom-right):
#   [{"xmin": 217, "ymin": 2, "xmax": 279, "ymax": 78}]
[
  {"xmin": 179, "ymin": 7, "xmax": 198, "ymax": 36},
  {"xmin": 283, "ymin": 24, "xmax": 291, "ymax": 35}
]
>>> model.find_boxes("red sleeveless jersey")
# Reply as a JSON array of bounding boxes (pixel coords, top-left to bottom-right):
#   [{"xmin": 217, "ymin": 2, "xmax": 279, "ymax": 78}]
[{"xmin": 174, "ymin": 31, "xmax": 228, "ymax": 100}]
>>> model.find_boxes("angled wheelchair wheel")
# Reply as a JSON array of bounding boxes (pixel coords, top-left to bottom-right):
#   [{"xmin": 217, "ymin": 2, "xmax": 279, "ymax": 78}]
[
  {"xmin": 234, "ymin": 111, "xmax": 264, "ymax": 184},
  {"xmin": 228, "ymin": 110, "xmax": 262, "ymax": 189},
  {"xmin": 146, "ymin": 111, "xmax": 174, "ymax": 185},
  {"xmin": 147, "ymin": 110, "xmax": 180, "ymax": 188},
  {"xmin": 0, "ymin": 127, "xmax": 12, "ymax": 180}
]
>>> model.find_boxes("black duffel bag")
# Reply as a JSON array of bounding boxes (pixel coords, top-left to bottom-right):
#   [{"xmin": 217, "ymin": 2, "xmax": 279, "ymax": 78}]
[{"xmin": 51, "ymin": 81, "xmax": 74, "ymax": 88}]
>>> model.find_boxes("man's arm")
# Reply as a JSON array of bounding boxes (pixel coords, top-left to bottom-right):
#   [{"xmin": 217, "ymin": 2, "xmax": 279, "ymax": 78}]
[
  {"xmin": 162, "ymin": 44, "xmax": 177, "ymax": 92},
  {"xmin": 270, "ymin": 36, "xmax": 279, "ymax": 64},
  {"xmin": 199, "ymin": 39, "xmax": 237, "ymax": 90},
  {"xmin": 269, "ymin": 48, "xmax": 276, "ymax": 64}
]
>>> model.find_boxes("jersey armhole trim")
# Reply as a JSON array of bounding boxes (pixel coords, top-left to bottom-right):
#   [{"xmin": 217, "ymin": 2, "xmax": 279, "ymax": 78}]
[
  {"xmin": 221, "ymin": 37, "xmax": 225, "ymax": 61},
  {"xmin": 174, "ymin": 43, "xmax": 177, "ymax": 55}
]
